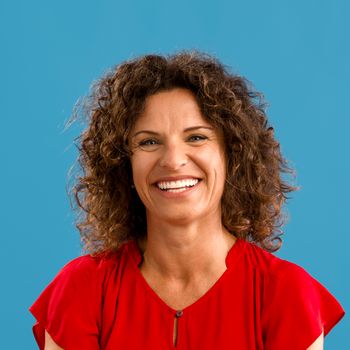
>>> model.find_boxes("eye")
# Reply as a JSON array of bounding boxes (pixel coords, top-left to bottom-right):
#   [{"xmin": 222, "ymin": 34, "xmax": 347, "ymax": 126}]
[
  {"xmin": 137, "ymin": 138, "xmax": 161, "ymax": 151},
  {"xmin": 139, "ymin": 139, "xmax": 158, "ymax": 146},
  {"xmin": 187, "ymin": 135, "xmax": 208, "ymax": 142}
]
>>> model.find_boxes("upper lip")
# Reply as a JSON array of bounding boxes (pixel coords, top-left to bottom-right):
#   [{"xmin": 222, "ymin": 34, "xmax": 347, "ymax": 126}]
[{"xmin": 153, "ymin": 175, "xmax": 201, "ymax": 184}]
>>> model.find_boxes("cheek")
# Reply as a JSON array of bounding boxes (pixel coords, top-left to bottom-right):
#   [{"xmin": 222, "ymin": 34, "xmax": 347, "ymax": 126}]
[
  {"xmin": 198, "ymin": 148, "xmax": 226, "ymax": 175},
  {"xmin": 130, "ymin": 156, "xmax": 143, "ymax": 183},
  {"xmin": 130, "ymin": 153, "xmax": 154, "ymax": 185},
  {"xmin": 130, "ymin": 158, "xmax": 148, "ymax": 203},
  {"xmin": 209, "ymin": 151, "xmax": 227, "ymax": 191}
]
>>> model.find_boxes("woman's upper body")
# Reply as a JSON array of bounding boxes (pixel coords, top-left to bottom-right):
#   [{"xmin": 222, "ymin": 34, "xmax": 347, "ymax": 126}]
[
  {"xmin": 30, "ymin": 52, "xmax": 345, "ymax": 349},
  {"xmin": 31, "ymin": 237, "xmax": 342, "ymax": 350}
]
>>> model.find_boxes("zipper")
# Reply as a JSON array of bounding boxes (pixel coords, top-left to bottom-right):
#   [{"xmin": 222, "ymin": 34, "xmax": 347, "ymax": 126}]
[{"xmin": 173, "ymin": 310, "xmax": 183, "ymax": 347}]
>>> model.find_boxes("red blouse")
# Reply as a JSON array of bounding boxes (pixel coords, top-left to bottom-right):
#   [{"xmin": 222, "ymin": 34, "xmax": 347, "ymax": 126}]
[{"xmin": 30, "ymin": 238, "xmax": 344, "ymax": 350}]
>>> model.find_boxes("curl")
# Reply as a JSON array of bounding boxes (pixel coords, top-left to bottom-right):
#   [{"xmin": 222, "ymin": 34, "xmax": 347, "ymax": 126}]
[{"xmin": 66, "ymin": 51, "xmax": 297, "ymax": 254}]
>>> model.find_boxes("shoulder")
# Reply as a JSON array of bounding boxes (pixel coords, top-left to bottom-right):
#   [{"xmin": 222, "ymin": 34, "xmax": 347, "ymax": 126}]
[
  {"xmin": 238, "ymin": 239, "xmax": 320, "ymax": 298},
  {"xmin": 54, "ymin": 241, "xmax": 131, "ymax": 283},
  {"xmin": 29, "ymin": 241, "xmax": 135, "ymax": 349},
  {"xmin": 239, "ymin": 239, "xmax": 310, "ymax": 282},
  {"xmin": 32, "ymin": 241, "xmax": 133, "ymax": 305},
  {"xmin": 242, "ymin": 241, "xmax": 345, "ymax": 347}
]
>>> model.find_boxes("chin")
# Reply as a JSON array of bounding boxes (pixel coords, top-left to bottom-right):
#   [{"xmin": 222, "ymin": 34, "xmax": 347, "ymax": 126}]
[{"xmin": 152, "ymin": 208, "xmax": 206, "ymax": 225}]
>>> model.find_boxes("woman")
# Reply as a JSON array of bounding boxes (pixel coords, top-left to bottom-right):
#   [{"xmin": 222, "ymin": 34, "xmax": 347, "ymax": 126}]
[{"xmin": 30, "ymin": 52, "xmax": 344, "ymax": 350}]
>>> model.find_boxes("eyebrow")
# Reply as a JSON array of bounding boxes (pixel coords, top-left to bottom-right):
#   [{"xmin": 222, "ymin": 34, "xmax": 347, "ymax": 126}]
[{"xmin": 131, "ymin": 126, "xmax": 214, "ymax": 138}]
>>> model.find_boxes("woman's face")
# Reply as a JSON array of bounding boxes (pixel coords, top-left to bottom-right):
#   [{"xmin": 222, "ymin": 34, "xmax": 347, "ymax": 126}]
[{"xmin": 129, "ymin": 88, "xmax": 226, "ymax": 225}]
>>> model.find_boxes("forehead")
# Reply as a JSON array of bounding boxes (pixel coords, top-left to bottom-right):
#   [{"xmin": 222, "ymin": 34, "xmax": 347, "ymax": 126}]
[{"xmin": 132, "ymin": 88, "xmax": 211, "ymax": 130}]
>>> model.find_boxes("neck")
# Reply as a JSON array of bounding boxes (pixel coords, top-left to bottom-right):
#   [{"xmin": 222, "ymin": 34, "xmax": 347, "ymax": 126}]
[{"xmin": 137, "ymin": 216, "xmax": 236, "ymax": 282}]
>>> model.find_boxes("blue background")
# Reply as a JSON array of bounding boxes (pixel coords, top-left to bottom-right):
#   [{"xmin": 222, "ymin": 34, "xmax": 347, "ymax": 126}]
[{"xmin": 1, "ymin": 0, "xmax": 348, "ymax": 348}]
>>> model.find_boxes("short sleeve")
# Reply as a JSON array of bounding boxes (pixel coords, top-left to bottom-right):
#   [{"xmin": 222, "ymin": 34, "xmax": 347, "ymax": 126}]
[
  {"xmin": 29, "ymin": 256, "xmax": 102, "ymax": 350},
  {"xmin": 262, "ymin": 262, "xmax": 345, "ymax": 350}
]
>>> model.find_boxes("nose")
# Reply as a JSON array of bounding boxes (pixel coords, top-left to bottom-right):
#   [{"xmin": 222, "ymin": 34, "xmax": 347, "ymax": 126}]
[{"xmin": 158, "ymin": 143, "xmax": 188, "ymax": 170}]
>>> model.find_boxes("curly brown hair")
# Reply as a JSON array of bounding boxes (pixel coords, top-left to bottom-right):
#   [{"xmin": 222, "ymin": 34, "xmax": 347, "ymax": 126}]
[{"xmin": 68, "ymin": 51, "xmax": 296, "ymax": 254}]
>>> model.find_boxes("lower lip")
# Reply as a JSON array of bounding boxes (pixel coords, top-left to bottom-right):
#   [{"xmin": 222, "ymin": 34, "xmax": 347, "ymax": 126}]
[{"xmin": 153, "ymin": 181, "xmax": 201, "ymax": 199}]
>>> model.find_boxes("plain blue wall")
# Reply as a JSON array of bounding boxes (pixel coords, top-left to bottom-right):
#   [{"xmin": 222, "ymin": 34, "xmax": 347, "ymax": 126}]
[{"xmin": 1, "ymin": 0, "xmax": 348, "ymax": 348}]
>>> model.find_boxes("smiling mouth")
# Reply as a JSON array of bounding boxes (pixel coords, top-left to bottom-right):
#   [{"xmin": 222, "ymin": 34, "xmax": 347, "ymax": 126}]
[{"xmin": 156, "ymin": 178, "xmax": 201, "ymax": 192}]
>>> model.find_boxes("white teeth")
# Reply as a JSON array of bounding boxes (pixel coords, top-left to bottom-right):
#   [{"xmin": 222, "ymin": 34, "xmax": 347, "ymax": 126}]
[{"xmin": 157, "ymin": 179, "xmax": 199, "ymax": 190}]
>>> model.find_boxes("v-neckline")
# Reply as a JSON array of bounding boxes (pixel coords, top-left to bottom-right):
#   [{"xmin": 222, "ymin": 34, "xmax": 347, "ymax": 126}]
[{"xmin": 127, "ymin": 237, "xmax": 244, "ymax": 315}]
